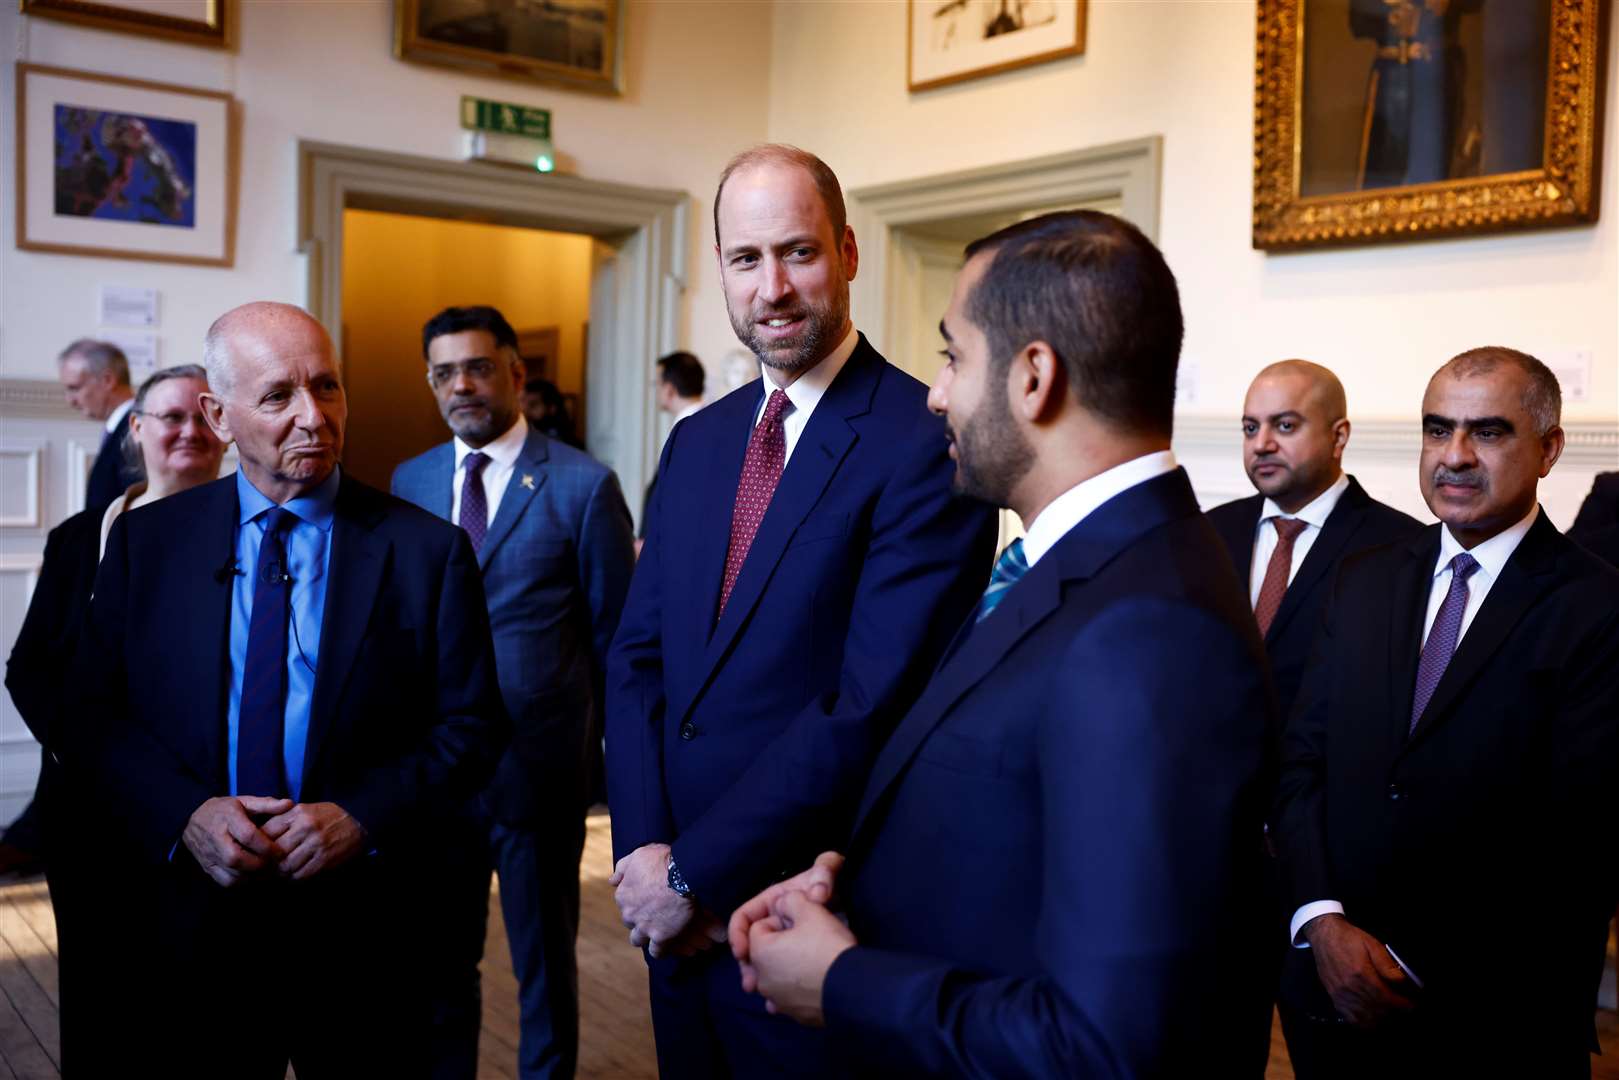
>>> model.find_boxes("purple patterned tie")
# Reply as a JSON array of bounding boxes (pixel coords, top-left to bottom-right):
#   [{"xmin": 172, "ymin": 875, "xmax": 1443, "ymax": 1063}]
[
  {"xmin": 238, "ymin": 507, "xmax": 295, "ymax": 798},
  {"xmin": 719, "ymin": 389, "xmax": 790, "ymax": 617},
  {"xmin": 1409, "ymin": 552, "xmax": 1480, "ymax": 732},
  {"xmin": 459, "ymin": 451, "xmax": 490, "ymax": 553}
]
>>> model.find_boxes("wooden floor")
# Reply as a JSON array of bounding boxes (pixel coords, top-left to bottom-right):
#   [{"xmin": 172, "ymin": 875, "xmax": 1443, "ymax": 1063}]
[{"xmin": 0, "ymin": 817, "xmax": 1615, "ymax": 1078}]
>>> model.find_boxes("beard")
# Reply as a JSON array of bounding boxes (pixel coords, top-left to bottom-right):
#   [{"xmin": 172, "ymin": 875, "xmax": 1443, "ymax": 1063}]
[
  {"xmin": 442, "ymin": 394, "xmax": 512, "ymax": 447},
  {"xmin": 950, "ymin": 379, "xmax": 1032, "ymax": 507},
  {"xmin": 727, "ymin": 278, "xmax": 850, "ymax": 377}
]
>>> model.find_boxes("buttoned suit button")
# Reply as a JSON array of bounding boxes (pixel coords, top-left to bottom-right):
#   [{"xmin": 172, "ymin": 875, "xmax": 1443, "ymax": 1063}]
[
  {"xmin": 1387, "ymin": 784, "xmax": 1402, "ymax": 801},
  {"xmin": 679, "ymin": 721, "xmax": 696, "ymax": 741}
]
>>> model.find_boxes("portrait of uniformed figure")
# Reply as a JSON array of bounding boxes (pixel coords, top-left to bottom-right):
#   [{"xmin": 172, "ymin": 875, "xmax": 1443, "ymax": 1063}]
[
  {"xmin": 1298, "ymin": 0, "xmax": 1551, "ymax": 197},
  {"xmin": 415, "ymin": 0, "xmax": 609, "ymax": 73}
]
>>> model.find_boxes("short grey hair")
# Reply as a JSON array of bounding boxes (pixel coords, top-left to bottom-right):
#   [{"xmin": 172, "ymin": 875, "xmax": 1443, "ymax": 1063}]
[
  {"xmin": 1440, "ymin": 346, "xmax": 1562, "ymax": 436},
  {"xmin": 58, "ymin": 339, "xmax": 130, "ymax": 386},
  {"xmin": 121, "ymin": 364, "xmax": 211, "ymax": 475}
]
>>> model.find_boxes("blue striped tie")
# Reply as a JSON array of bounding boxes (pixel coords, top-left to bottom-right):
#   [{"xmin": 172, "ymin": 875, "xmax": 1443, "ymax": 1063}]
[
  {"xmin": 975, "ymin": 538, "xmax": 1029, "ymax": 624},
  {"xmin": 238, "ymin": 507, "xmax": 295, "ymax": 798}
]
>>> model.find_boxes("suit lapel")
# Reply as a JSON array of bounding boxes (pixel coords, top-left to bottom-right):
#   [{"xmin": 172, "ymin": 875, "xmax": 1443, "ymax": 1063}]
[
  {"xmin": 1211, "ymin": 495, "xmax": 1261, "ymax": 578},
  {"xmin": 1386, "ymin": 527, "xmax": 1441, "ymax": 747},
  {"xmin": 177, "ymin": 478, "xmax": 239, "ymax": 788},
  {"xmin": 305, "ymin": 476, "xmax": 388, "ymax": 776},
  {"xmin": 692, "ymin": 344, "xmax": 879, "ymax": 694},
  {"xmin": 1266, "ymin": 478, "xmax": 1371, "ymax": 644},
  {"xmin": 420, "ymin": 444, "xmax": 454, "ymax": 522},
  {"xmin": 689, "ymin": 390, "xmax": 759, "ymax": 633},
  {"xmin": 850, "ymin": 468, "xmax": 1200, "ymax": 841},
  {"xmin": 478, "ymin": 431, "xmax": 549, "ymax": 569},
  {"xmin": 1407, "ymin": 514, "xmax": 1560, "ymax": 746}
]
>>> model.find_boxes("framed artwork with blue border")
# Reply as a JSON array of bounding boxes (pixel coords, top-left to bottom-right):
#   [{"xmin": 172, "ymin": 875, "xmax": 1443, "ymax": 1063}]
[{"xmin": 15, "ymin": 63, "xmax": 237, "ymax": 266}]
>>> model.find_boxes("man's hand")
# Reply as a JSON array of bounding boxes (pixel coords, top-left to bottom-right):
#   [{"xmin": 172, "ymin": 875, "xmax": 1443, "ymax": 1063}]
[
  {"xmin": 609, "ymin": 843, "xmax": 696, "ymax": 956},
  {"xmin": 746, "ymin": 890, "xmax": 857, "ymax": 1027},
  {"xmin": 182, "ymin": 796, "xmax": 293, "ymax": 887},
  {"xmin": 661, "ymin": 910, "xmax": 729, "ymax": 960},
  {"xmin": 1302, "ymin": 913, "xmax": 1416, "ymax": 1028},
  {"xmin": 261, "ymin": 802, "xmax": 366, "ymax": 881},
  {"xmin": 730, "ymin": 851, "xmax": 845, "ymax": 990}
]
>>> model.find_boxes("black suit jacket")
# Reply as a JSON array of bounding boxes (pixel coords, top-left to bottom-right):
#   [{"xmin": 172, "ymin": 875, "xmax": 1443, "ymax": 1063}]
[
  {"xmin": 1569, "ymin": 471, "xmax": 1619, "ymax": 568},
  {"xmin": 84, "ymin": 411, "xmax": 141, "ymax": 512},
  {"xmin": 1273, "ymin": 513, "xmax": 1619, "ymax": 1064},
  {"xmin": 1207, "ymin": 476, "xmax": 1423, "ymax": 718},
  {"xmin": 69, "ymin": 472, "xmax": 510, "ymax": 866},
  {"xmin": 822, "ymin": 469, "xmax": 1275, "ymax": 1075}
]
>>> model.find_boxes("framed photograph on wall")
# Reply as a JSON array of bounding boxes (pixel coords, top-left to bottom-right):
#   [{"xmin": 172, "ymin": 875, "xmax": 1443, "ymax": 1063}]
[
  {"xmin": 19, "ymin": 0, "xmax": 228, "ymax": 49},
  {"xmin": 1253, "ymin": 0, "xmax": 1606, "ymax": 251},
  {"xmin": 908, "ymin": 1, "xmax": 1086, "ymax": 93},
  {"xmin": 394, "ymin": 0, "xmax": 623, "ymax": 96},
  {"xmin": 15, "ymin": 64, "xmax": 238, "ymax": 266}
]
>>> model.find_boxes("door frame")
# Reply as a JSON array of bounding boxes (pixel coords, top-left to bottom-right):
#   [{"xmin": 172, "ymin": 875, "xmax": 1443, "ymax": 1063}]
[{"xmin": 296, "ymin": 140, "xmax": 689, "ymax": 509}]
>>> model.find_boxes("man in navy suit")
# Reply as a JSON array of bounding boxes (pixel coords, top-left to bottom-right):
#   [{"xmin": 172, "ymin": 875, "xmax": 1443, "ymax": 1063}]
[
  {"xmin": 1207, "ymin": 360, "xmax": 1423, "ymax": 722},
  {"xmin": 394, "ymin": 305, "xmax": 636, "ymax": 1080},
  {"xmin": 57, "ymin": 338, "xmax": 142, "ymax": 510},
  {"xmin": 728, "ymin": 210, "xmax": 1276, "ymax": 1076},
  {"xmin": 605, "ymin": 144, "xmax": 998, "ymax": 1076},
  {"xmin": 68, "ymin": 302, "xmax": 509, "ymax": 1078}
]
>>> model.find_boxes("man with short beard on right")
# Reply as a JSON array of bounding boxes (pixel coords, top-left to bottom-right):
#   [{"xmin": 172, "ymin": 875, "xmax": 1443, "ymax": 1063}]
[{"xmin": 1273, "ymin": 347, "xmax": 1619, "ymax": 1078}]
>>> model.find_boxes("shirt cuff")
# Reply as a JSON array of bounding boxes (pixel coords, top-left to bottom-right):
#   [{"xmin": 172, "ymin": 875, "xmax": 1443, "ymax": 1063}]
[{"xmin": 1290, "ymin": 900, "xmax": 1344, "ymax": 947}]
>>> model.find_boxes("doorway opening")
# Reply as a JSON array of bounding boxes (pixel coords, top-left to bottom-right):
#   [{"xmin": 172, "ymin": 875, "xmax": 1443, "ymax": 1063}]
[{"xmin": 339, "ymin": 211, "xmax": 598, "ymax": 489}]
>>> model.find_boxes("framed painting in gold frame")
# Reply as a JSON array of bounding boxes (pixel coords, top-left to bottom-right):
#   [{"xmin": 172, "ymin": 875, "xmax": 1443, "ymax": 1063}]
[
  {"xmin": 15, "ymin": 63, "xmax": 238, "ymax": 266},
  {"xmin": 908, "ymin": 0, "xmax": 1086, "ymax": 93},
  {"xmin": 19, "ymin": 0, "xmax": 228, "ymax": 49},
  {"xmin": 394, "ymin": 0, "xmax": 622, "ymax": 96},
  {"xmin": 1253, "ymin": 0, "xmax": 1606, "ymax": 251}
]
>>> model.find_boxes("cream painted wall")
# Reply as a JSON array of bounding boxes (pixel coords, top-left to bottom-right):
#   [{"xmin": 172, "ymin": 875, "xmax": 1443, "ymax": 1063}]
[
  {"xmin": 0, "ymin": 0, "xmax": 774, "ymax": 381},
  {"xmin": 767, "ymin": 0, "xmax": 1619, "ymax": 429}
]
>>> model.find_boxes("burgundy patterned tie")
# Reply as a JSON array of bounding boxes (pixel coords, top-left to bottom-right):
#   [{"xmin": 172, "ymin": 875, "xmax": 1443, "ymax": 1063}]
[
  {"xmin": 719, "ymin": 389, "xmax": 790, "ymax": 616},
  {"xmin": 1409, "ymin": 552, "xmax": 1480, "ymax": 732},
  {"xmin": 459, "ymin": 452, "xmax": 490, "ymax": 553},
  {"xmin": 1253, "ymin": 517, "xmax": 1308, "ymax": 637}
]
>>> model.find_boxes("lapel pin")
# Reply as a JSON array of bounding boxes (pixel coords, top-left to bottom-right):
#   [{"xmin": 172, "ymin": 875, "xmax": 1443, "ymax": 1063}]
[{"xmin": 521, "ymin": 474, "xmax": 535, "ymax": 490}]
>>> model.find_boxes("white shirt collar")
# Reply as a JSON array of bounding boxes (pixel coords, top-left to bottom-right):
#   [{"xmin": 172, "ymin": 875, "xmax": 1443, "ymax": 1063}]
[
  {"xmin": 1260, "ymin": 472, "xmax": 1349, "ymax": 530},
  {"xmin": 764, "ymin": 325, "xmax": 858, "ymax": 418},
  {"xmin": 106, "ymin": 397, "xmax": 134, "ymax": 433},
  {"xmin": 1021, "ymin": 450, "xmax": 1179, "ymax": 567},
  {"xmin": 674, "ymin": 399, "xmax": 705, "ymax": 424},
  {"xmin": 454, "ymin": 414, "xmax": 528, "ymax": 470},
  {"xmin": 1434, "ymin": 503, "xmax": 1539, "ymax": 582}
]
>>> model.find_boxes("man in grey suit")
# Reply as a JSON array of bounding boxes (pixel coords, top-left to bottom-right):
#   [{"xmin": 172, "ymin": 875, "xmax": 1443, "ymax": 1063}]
[{"xmin": 394, "ymin": 305, "xmax": 636, "ymax": 1080}]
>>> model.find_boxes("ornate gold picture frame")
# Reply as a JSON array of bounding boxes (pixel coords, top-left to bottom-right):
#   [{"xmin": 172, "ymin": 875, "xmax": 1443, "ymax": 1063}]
[
  {"xmin": 19, "ymin": 0, "xmax": 228, "ymax": 49},
  {"xmin": 394, "ymin": 0, "xmax": 622, "ymax": 96},
  {"xmin": 1252, "ymin": 0, "xmax": 1606, "ymax": 251}
]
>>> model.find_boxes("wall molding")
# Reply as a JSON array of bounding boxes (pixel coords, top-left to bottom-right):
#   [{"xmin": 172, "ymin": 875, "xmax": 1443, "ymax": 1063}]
[{"xmin": 0, "ymin": 378, "xmax": 75, "ymax": 420}]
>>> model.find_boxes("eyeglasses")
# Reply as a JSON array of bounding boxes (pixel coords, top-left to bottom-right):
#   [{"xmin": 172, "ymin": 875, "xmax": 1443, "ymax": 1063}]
[
  {"xmin": 426, "ymin": 358, "xmax": 501, "ymax": 388},
  {"xmin": 135, "ymin": 409, "xmax": 208, "ymax": 429}
]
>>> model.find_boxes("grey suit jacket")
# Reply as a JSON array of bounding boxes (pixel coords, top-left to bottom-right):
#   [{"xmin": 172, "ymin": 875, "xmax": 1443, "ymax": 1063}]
[{"xmin": 393, "ymin": 426, "xmax": 636, "ymax": 823}]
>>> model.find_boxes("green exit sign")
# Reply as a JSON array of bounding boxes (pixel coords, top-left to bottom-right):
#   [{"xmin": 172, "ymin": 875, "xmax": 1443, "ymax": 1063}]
[{"xmin": 461, "ymin": 96, "xmax": 551, "ymax": 140}]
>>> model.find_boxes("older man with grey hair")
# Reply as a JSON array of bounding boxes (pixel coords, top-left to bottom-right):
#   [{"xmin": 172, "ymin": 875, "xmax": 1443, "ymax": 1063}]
[
  {"xmin": 67, "ymin": 301, "xmax": 509, "ymax": 1077},
  {"xmin": 57, "ymin": 339, "xmax": 141, "ymax": 510}
]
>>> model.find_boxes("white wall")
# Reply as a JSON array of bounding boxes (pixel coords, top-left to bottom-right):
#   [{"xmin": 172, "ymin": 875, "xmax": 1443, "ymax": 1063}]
[
  {"xmin": 767, "ymin": 0, "xmax": 1619, "ymax": 430},
  {"xmin": 0, "ymin": 0, "xmax": 775, "ymax": 381}
]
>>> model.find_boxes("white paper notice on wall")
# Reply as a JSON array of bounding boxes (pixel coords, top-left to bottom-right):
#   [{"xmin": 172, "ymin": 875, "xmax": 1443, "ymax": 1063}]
[
  {"xmin": 101, "ymin": 330, "xmax": 159, "ymax": 383},
  {"xmin": 98, "ymin": 285, "xmax": 159, "ymax": 328},
  {"xmin": 1175, "ymin": 359, "xmax": 1199, "ymax": 407},
  {"xmin": 1542, "ymin": 348, "xmax": 1592, "ymax": 404}
]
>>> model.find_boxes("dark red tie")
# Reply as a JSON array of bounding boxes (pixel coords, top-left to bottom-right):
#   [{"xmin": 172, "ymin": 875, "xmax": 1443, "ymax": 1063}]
[
  {"xmin": 719, "ymin": 389, "xmax": 790, "ymax": 616},
  {"xmin": 1253, "ymin": 517, "xmax": 1308, "ymax": 637}
]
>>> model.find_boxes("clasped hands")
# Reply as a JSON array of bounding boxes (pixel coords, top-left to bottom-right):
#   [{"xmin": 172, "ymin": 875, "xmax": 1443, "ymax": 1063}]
[
  {"xmin": 610, "ymin": 843, "xmax": 727, "ymax": 959},
  {"xmin": 726, "ymin": 851, "xmax": 855, "ymax": 1027},
  {"xmin": 182, "ymin": 795, "xmax": 366, "ymax": 888}
]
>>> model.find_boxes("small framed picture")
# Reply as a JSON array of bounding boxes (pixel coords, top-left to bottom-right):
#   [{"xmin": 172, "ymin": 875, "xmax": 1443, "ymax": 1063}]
[
  {"xmin": 14, "ymin": 63, "xmax": 237, "ymax": 267},
  {"xmin": 908, "ymin": 1, "xmax": 1086, "ymax": 93},
  {"xmin": 395, "ymin": 0, "xmax": 623, "ymax": 96},
  {"xmin": 19, "ymin": 0, "xmax": 228, "ymax": 49}
]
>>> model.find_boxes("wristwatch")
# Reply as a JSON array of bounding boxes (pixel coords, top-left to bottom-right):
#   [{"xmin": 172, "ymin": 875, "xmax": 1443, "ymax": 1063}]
[{"xmin": 667, "ymin": 853, "xmax": 694, "ymax": 899}]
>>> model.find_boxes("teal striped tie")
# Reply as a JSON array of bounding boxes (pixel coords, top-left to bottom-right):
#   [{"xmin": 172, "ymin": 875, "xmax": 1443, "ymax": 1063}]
[{"xmin": 975, "ymin": 538, "xmax": 1028, "ymax": 623}]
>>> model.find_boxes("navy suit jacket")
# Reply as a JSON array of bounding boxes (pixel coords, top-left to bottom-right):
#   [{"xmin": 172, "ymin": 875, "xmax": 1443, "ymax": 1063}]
[
  {"xmin": 1206, "ymin": 476, "xmax": 1423, "ymax": 718},
  {"xmin": 392, "ymin": 427, "xmax": 635, "ymax": 824},
  {"xmin": 606, "ymin": 335, "xmax": 997, "ymax": 915},
  {"xmin": 821, "ymin": 468, "xmax": 1276, "ymax": 1076},
  {"xmin": 85, "ymin": 411, "xmax": 141, "ymax": 512},
  {"xmin": 1569, "ymin": 470, "xmax": 1619, "ymax": 567},
  {"xmin": 68, "ymin": 472, "xmax": 510, "ymax": 866}
]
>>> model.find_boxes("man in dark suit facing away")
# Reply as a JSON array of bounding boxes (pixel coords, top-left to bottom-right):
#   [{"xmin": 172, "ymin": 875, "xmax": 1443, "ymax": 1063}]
[
  {"xmin": 68, "ymin": 302, "xmax": 510, "ymax": 1078},
  {"xmin": 57, "ymin": 338, "xmax": 142, "ymax": 511},
  {"xmin": 605, "ymin": 144, "xmax": 998, "ymax": 1077},
  {"xmin": 395, "ymin": 304, "xmax": 636, "ymax": 1080},
  {"xmin": 728, "ymin": 210, "xmax": 1276, "ymax": 1077},
  {"xmin": 1207, "ymin": 360, "xmax": 1422, "ymax": 718},
  {"xmin": 1273, "ymin": 347, "xmax": 1619, "ymax": 1078}
]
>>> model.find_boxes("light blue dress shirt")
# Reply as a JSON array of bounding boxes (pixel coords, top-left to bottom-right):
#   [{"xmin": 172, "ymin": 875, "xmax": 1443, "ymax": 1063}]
[{"xmin": 227, "ymin": 468, "xmax": 338, "ymax": 799}]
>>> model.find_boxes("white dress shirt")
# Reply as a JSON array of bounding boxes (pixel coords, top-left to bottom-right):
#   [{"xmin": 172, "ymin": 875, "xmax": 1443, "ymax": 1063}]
[
  {"xmin": 1289, "ymin": 502, "xmax": 1540, "ymax": 948},
  {"xmin": 673, "ymin": 399, "xmax": 705, "ymax": 425},
  {"xmin": 750, "ymin": 325, "xmax": 859, "ymax": 466},
  {"xmin": 452, "ymin": 414, "xmax": 529, "ymax": 528},
  {"xmin": 1021, "ymin": 450, "xmax": 1179, "ymax": 567},
  {"xmin": 1247, "ymin": 473, "xmax": 1350, "ymax": 607},
  {"xmin": 105, "ymin": 397, "xmax": 134, "ymax": 433}
]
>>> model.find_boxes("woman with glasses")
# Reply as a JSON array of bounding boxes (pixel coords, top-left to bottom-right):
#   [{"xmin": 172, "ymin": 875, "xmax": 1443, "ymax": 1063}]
[{"xmin": 3, "ymin": 363, "xmax": 226, "ymax": 1073}]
